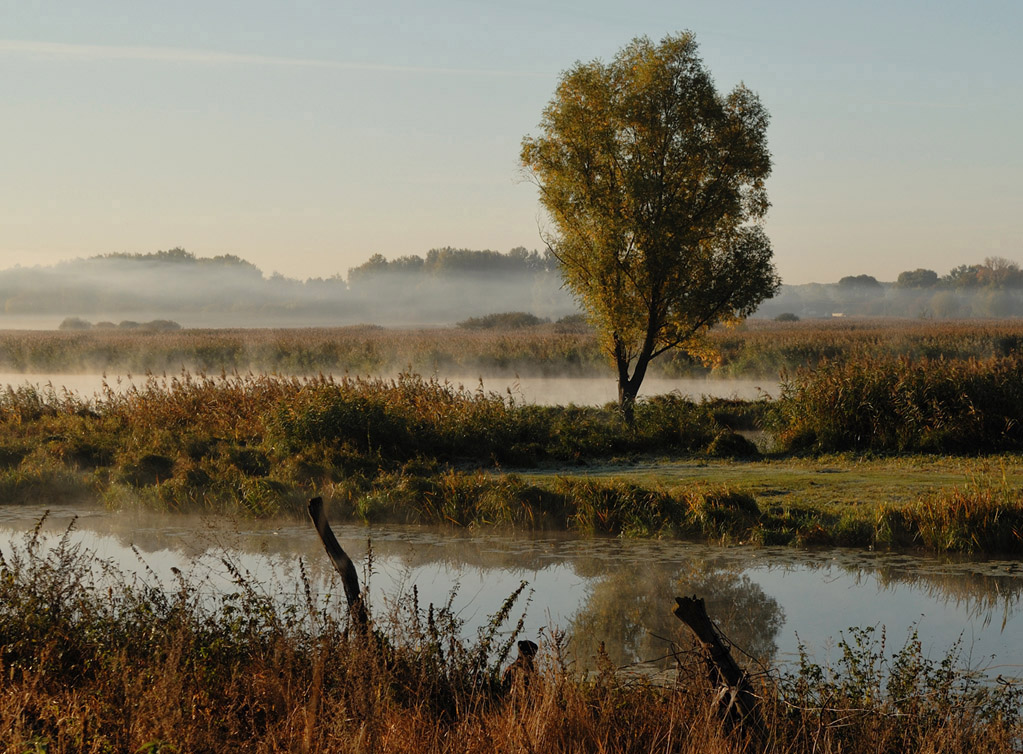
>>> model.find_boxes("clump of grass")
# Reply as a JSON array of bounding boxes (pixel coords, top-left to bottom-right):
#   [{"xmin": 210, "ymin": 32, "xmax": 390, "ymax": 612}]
[
  {"xmin": 706, "ymin": 430, "xmax": 760, "ymax": 459},
  {"xmin": 875, "ymin": 483, "xmax": 1023, "ymax": 553},
  {"xmin": 771, "ymin": 355, "xmax": 1023, "ymax": 453}
]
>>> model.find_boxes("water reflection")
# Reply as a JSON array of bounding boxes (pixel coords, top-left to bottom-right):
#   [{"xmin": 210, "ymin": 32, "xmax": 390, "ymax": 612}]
[
  {"xmin": 570, "ymin": 563, "xmax": 783, "ymax": 668},
  {"xmin": 1, "ymin": 504, "xmax": 1021, "ymax": 677}
]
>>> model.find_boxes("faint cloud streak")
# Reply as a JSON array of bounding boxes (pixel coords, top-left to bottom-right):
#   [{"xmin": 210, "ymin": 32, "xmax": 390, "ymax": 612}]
[{"xmin": 0, "ymin": 39, "xmax": 548, "ymax": 77}]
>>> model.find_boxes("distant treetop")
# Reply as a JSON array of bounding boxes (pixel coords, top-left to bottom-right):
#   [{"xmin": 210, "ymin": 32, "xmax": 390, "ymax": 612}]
[
  {"xmin": 896, "ymin": 268, "xmax": 940, "ymax": 289},
  {"xmin": 457, "ymin": 311, "xmax": 548, "ymax": 330},
  {"xmin": 97, "ymin": 247, "xmax": 262, "ymax": 273},
  {"xmin": 347, "ymin": 247, "xmax": 555, "ymax": 283},
  {"xmin": 838, "ymin": 274, "xmax": 882, "ymax": 288}
]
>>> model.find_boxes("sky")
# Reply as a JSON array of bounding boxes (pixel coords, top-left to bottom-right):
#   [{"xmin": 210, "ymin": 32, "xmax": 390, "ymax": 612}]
[{"xmin": 2, "ymin": 0, "xmax": 1021, "ymax": 285}]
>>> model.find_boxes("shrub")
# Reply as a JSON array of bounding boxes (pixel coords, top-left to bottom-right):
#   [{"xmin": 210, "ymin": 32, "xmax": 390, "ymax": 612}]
[
  {"xmin": 457, "ymin": 312, "xmax": 547, "ymax": 329},
  {"xmin": 57, "ymin": 316, "xmax": 92, "ymax": 330},
  {"xmin": 706, "ymin": 430, "xmax": 760, "ymax": 458}
]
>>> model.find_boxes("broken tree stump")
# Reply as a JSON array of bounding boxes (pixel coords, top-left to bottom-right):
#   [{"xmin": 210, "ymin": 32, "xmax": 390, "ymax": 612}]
[
  {"xmin": 501, "ymin": 640, "xmax": 539, "ymax": 693},
  {"xmin": 673, "ymin": 595, "xmax": 765, "ymax": 738},
  {"xmin": 308, "ymin": 496, "xmax": 369, "ymax": 629}
]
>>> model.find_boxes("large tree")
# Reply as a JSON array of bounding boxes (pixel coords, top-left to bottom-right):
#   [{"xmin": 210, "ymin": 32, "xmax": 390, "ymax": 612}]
[{"xmin": 521, "ymin": 32, "xmax": 780, "ymax": 419}]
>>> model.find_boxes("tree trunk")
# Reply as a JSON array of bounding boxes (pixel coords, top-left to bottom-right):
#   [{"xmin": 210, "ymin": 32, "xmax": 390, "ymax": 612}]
[
  {"xmin": 617, "ymin": 377, "xmax": 640, "ymax": 424},
  {"xmin": 673, "ymin": 595, "xmax": 765, "ymax": 738},
  {"xmin": 616, "ymin": 350, "xmax": 654, "ymax": 425},
  {"xmin": 308, "ymin": 496, "xmax": 369, "ymax": 629}
]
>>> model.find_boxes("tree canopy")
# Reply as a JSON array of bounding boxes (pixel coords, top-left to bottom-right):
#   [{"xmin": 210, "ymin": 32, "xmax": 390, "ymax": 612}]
[{"xmin": 521, "ymin": 32, "xmax": 779, "ymax": 417}]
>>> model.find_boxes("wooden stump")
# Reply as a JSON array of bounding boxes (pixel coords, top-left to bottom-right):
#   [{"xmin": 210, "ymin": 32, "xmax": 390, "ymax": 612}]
[
  {"xmin": 673, "ymin": 595, "xmax": 765, "ymax": 738},
  {"xmin": 308, "ymin": 497, "xmax": 369, "ymax": 629}
]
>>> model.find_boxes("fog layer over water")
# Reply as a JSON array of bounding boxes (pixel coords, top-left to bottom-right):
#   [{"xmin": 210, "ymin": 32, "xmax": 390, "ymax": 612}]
[{"xmin": 3, "ymin": 506, "xmax": 1020, "ymax": 678}]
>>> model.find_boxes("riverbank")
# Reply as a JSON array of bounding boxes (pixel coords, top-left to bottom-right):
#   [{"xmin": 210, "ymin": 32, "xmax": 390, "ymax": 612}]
[
  {"xmin": 2, "ymin": 370, "xmax": 1023, "ymax": 553},
  {"xmin": 1, "ymin": 525, "xmax": 1019, "ymax": 753}
]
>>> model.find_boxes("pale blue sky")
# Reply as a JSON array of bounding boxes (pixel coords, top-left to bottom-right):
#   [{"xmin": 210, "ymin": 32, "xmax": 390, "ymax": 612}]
[{"xmin": 2, "ymin": 1, "xmax": 1020, "ymax": 284}]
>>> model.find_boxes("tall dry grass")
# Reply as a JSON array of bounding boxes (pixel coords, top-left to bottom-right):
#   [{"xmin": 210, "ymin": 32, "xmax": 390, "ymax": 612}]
[
  {"xmin": 1, "ymin": 521, "xmax": 1019, "ymax": 753},
  {"xmin": 5, "ymin": 318, "xmax": 1023, "ymax": 378},
  {"xmin": 0, "ymin": 372, "xmax": 765, "ymax": 539},
  {"xmin": 771, "ymin": 355, "xmax": 1023, "ymax": 453}
]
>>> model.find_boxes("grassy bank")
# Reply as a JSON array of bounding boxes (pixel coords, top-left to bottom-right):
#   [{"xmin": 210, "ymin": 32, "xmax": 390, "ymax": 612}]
[
  {"xmin": 1, "ymin": 527, "xmax": 1019, "ymax": 753},
  {"xmin": 532, "ymin": 458, "xmax": 1023, "ymax": 551},
  {"xmin": 3, "ymin": 368, "xmax": 1023, "ymax": 552},
  {"xmin": 0, "ymin": 371, "xmax": 767, "ymax": 536}
]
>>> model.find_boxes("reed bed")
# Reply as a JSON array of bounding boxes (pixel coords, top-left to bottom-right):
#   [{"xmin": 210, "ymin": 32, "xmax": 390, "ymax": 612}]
[
  {"xmin": 0, "ymin": 371, "xmax": 766, "ymax": 537},
  {"xmin": 5, "ymin": 318, "xmax": 1023, "ymax": 378},
  {"xmin": 1, "ymin": 523, "xmax": 1019, "ymax": 753},
  {"xmin": 772, "ymin": 355, "xmax": 1023, "ymax": 453},
  {"xmin": 4, "ymin": 368, "xmax": 1023, "ymax": 551}
]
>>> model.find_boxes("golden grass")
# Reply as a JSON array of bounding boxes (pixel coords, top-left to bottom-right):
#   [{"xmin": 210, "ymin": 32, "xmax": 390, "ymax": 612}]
[{"xmin": 1, "ymin": 525, "xmax": 1019, "ymax": 753}]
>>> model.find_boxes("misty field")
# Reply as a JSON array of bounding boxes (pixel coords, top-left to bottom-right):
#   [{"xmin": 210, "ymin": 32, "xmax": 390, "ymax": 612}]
[{"xmin": 4, "ymin": 318, "xmax": 1023, "ymax": 378}]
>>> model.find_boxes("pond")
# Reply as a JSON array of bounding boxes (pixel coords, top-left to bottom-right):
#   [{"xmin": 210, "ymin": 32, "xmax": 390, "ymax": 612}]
[{"xmin": 2, "ymin": 504, "xmax": 1020, "ymax": 680}]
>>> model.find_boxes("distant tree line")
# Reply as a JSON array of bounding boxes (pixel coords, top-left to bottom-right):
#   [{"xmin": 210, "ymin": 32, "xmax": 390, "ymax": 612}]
[
  {"xmin": 758, "ymin": 256, "xmax": 1023, "ymax": 320},
  {"xmin": 11, "ymin": 248, "xmax": 1023, "ymax": 327},
  {"xmin": 58, "ymin": 317, "xmax": 181, "ymax": 332},
  {"xmin": 0, "ymin": 246, "xmax": 576, "ymax": 327},
  {"xmin": 347, "ymin": 246, "xmax": 557, "ymax": 283},
  {"xmin": 896, "ymin": 257, "xmax": 1023, "ymax": 290},
  {"xmin": 99, "ymin": 247, "xmax": 262, "ymax": 273}
]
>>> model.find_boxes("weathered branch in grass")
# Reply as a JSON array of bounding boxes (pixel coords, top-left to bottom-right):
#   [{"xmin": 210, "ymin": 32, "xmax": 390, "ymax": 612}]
[
  {"xmin": 308, "ymin": 496, "xmax": 369, "ymax": 629},
  {"xmin": 673, "ymin": 595, "xmax": 765, "ymax": 738}
]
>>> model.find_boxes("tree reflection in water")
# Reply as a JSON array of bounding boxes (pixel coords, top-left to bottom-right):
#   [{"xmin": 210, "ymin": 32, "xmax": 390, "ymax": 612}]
[
  {"xmin": 567, "ymin": 560, "xmax": 784, "ymax": 671},
  {"xmin": 4, "ymin": 507, "xmax": 1023, "ymax": 676}
]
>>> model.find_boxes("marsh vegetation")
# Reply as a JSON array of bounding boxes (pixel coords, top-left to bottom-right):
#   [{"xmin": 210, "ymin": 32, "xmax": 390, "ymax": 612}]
[
  {"xmin": 4, "ymin": 319, "xmax": 1023, "ymax": 751},
  {"xmin": 3, "ymin": 318, "xmax": 1023, "ymax": 379},
  {"xmin": 1, "ymin": 520, "xmax": 1021, "ymax": 753},
  {"xmin": 3, "ymin": 320, "xmax": 1023, "ymax": 552}
]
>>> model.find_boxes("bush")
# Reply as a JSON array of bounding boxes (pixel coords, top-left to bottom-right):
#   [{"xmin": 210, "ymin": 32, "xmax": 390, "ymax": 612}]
[
  {"xmin": 57, "ymin": 316, "xmax": 92, "ymax": 330},
  {"xmin": 457, "ymin": 311, "xmax": 548, "ymax": 329}
]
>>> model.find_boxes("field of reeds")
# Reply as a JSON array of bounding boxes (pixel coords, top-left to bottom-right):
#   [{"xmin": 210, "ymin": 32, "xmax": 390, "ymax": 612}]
[
  {"xmin": 2, "ymin": 523, "xmax": 1019, "ymax": 753},
  {"xmin": 771, "ymin": 355, "xmax": 1023, "ymax": 453},
  {"xmin": 4, "ymin": 318, "xmax": 1023, "ymax": 377},
  {"xmin": 3, "ymin": 363, "xmax": 1023, "ymax": 552},
  {"xmin": 0, "ymin": 370, "xmax": 769, "ymax": 534}
]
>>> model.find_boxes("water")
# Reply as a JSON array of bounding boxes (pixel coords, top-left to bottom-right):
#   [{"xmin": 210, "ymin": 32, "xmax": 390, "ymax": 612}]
[
  {"xmin": 0, "ymin": 372, "xmax": 776, "ymax": 406},
  {"xmin": 2, "ymin": 504, "xmax": 1020, "ymax": 679}
]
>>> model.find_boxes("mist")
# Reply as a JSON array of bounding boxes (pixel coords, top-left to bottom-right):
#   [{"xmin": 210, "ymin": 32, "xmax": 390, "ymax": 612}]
[
  {"xmin": 0, "ymin": 248, "xmax": 579, "ymax": 329},
  {"xmin": 6, "ymin": 248, "xmax": 1023, "ymax": 333},
  {"xmin": 758, "ymin": 280, "xmax": 1023, "ymax": 320}
]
